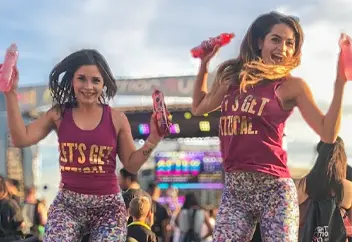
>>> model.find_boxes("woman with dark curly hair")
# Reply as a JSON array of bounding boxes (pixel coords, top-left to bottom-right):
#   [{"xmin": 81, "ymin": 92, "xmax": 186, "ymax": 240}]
[{"xmin": 3, "ymin": 49, "xmax": 163, "ymax": 241}]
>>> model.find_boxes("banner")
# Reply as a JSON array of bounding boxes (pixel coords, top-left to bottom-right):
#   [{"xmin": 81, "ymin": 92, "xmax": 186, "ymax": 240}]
[{"xmin": 9, "ymin": 75, "xmax": 217, "ymax": 112}]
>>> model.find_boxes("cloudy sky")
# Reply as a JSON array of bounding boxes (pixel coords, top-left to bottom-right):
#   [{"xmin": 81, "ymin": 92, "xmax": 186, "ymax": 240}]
[
  {"xmin": 2, "ymin": 0, "xmax": 352, "ymax": 100},
  {"xmin": 3, "ymin": 0, "xmax": 352, "ymax": 200}
]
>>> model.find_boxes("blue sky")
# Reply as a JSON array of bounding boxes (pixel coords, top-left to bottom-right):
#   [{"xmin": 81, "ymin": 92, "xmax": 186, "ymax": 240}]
[
  {"xmin": 2, "ymin": 0, "xmax": 352, "ymax": 102},
  {"xmin": 3, "ymin": 0, "xmax": 352, "ymax": 201}
]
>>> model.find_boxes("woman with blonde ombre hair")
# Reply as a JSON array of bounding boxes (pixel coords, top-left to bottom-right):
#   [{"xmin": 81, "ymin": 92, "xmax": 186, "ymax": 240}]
[{"xmin": 191, "ymin": 11, "xmax": 348, "ymax": 241}]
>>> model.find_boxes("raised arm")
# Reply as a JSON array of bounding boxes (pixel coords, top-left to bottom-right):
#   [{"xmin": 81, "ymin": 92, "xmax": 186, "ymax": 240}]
[
  {"xmin": 294, "ymin": 78, "xmax": 344, "ymax": 143},
  {"xmin": 191, "ymin": 46, "xmax": 228, "ymax": 116},
  {"xmin": 287, "ymin": 52, "xmax": 347, "ymax": 143},
  {"xmin": 191, "ymin": 63, "xmax": 228, "ymax": 116},
  {"xmin": 113, "ymin": 110, "xmax": 162, "ymax": 174},
  {"xmin": 4, "ymin": 68, "xmax": 56, "ymax": 147}
]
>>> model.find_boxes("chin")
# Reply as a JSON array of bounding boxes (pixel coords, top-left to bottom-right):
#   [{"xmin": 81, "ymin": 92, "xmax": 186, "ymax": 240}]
[{"xmin": 78, "ymin": 99, "xmax": 99, "ymax": 105}]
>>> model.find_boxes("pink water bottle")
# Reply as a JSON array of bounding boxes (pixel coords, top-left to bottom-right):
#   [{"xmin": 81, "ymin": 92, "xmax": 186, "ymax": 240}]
[
  {"xmin": 191, "ymin": 33, "xmax": 235, "ymax": 58},
  {"xmin": 339, "ymin": 33, "xmax": 352, "ymax": 81},
  {"xmin": 0, "ymin": 43, "xmax": 18, "ymax": 92}
]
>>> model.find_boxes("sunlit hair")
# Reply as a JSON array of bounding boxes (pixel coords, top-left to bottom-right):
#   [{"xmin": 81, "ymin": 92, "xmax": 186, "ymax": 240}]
[
  {"xmin": 0, "ymin": 176, "xmax": 9, "ymax": 199},
  {"xmin": 300, "ymin": 137, "xmax": 347, "ymax": 203},
  {"xmin": 49, "ymin": 49, "xmax": 118, "ymax": 116},
  {"xmin": 213, "ymin": 11, "xmax": 303, "ymax": 93}
]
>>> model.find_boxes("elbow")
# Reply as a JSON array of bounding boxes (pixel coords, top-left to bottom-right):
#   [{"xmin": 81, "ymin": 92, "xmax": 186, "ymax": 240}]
[
  {"xmin": 320, "ymin": 132, "xmax": 338, "ymax": 144},
  {"xmin": 320, "ymin": 136, "xmax": 337, "ymax": 144},
  {"xmin": 11, "ymin": 138, "xmax": 28, "ymax": 148}
]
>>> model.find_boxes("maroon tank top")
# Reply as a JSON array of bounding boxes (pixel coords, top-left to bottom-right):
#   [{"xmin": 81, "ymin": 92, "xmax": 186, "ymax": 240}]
[
  {"xmin": 57, "ymin": 104, "xmax": 119, "ymax": 195},
  {"xmin": 219, "ymin": 80, "xmax": 293, "ymax": 178}
]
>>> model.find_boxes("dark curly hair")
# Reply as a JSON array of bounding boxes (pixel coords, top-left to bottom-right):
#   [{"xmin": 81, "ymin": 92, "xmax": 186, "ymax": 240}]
[{"xmin": 49, "ymin": 49, "xmax": 118, "ymax": 116}]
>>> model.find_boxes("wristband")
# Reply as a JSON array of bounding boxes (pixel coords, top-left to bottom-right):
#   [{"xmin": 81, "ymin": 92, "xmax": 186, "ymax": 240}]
[{"xmin": 145, "ymin": 140, "xmax": 157, "ymax": 149}]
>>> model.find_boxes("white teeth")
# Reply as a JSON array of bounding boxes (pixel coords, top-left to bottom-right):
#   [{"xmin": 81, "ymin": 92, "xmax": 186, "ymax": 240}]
[
  {"xmin": 82, "ymin": 93, "xmax": 94, "ymax": 97},
  {"xmin": 271, "ymin": 54, "xmax": 284, "ymax": 62}
]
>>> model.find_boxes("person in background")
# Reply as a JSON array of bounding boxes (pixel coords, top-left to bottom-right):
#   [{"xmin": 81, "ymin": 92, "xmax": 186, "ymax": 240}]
[
  {"xmin": 127, "ymin": 196, "xmax": 157, "ymax": 242},
  {"xmin": 0, "ymin": 176, "xmax": 24, "ymax": 241},
  {"xmin": 346, "ymin": 163, "xmax": 352, "ymax": 241},
  {"xmin": 22, "ymin": 187, "xmax": 47, "ymax": 240},
  {"xmin": 119, "ymin": 168, "xmax": 141, "ymax": 192},
  {"xmin": 201, "ymin": 207, "xmax": 216, "ymax": 242},
  {"xmin": 5, "ymin": 178, "xmax": 21, "ymax": 206},
  {"xmin": 176, "ymin": 193, "xmax": 213, "ymax": 242},
  {"xmin": 120, "ymin": 168, "xmax": 149, "ymax": 224},
  {"xmin": 147, "ymin": 182, "xmax": 171, "ymax": 242},
  {"xmin": 296, "ymin": 137, "xmax": 352, "ymax": 240}
]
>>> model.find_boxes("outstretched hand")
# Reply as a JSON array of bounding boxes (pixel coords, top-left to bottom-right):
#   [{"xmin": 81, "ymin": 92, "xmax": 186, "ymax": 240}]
[
  {"xmin": 201, "ymin": 45, "xmax": 221, "ymax": 66},
  {"xmin": 0, "ymin": 65, "xmax": 19, "ymax": 93}
]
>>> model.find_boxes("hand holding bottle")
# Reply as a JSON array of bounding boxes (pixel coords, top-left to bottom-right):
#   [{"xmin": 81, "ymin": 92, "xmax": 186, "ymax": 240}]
[
  {"xmin": 0, "ymin": 43, "xmax": 19, "ymax": 93},
  {"xmin": 338, "ymin": 33, "xmax": 352, "ymax": 83},
  {"xmin": 191, "ymin": 33, "xmax": 235, "ymax": 65}
]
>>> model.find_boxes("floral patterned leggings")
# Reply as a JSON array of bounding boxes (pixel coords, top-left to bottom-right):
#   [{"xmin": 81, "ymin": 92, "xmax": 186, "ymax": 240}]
[
  {"xmin": 213, "ymin": 172, "xmax": 299, "ymax": 242},
  {"xmin": 43, "ymin": 189, "xmax": 127, "ymax": 242}
]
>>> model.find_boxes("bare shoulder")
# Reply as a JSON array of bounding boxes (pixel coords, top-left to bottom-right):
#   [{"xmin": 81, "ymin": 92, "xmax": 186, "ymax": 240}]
[
  {"xmin": 278, "ymin": 76, "xmax": 308, "ymax": 102},
  {"xmin": 343, "ymin": 179, "xmax": 352, "ymax": 191},
  {"xmin": 110, "ymin": 108, "xmax": 129, "ymax": 133},
  {"xmin": 284, "ymin": 75, "xmax": 307, "ymax": 91},
  {"xmin": 111, "ymin": 108, "xmax": 128, "ymax": 122},
  {"xmin": 47, "ymin": 106, "xmax": 61, "ymax": 120}
]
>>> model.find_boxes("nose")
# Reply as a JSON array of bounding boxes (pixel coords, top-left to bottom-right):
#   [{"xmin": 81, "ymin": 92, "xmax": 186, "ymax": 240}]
[
  {"xmin": 277, "ymin": 41, "xmax": 287, "ymax": 53},
  {"xmin": 84, "ymin": 80, "xmax": 94, "ymax": 89}
]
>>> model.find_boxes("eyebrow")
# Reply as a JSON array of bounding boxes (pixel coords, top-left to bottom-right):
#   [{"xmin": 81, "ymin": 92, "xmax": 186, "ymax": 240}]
[
  {"xmin": 77, "ymin": 74, "xmax": 102, "ymax": 80},
  {"xmin": 271, "ymin": 34, "xmax": 295, "ymax": 41}
]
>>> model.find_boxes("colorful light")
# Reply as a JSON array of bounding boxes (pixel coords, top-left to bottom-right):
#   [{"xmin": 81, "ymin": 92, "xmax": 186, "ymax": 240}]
[
  {"xmin": 157, "ymin": 183, "xmax": 224, "ymax": 190},
  {"xmin": 199, "ymin": 121, "xmax": 210, "ymax": 132},
  {"xmin": 184, "ymin": 112, "xmax": 192, "ymax": 119},
  {"xmin": 138, "ymin": 124, "xmax": 150, "ymax": 135},
  {"xmin": 169, "ymin": 123, "xmax": 180, "ymax": 134}
]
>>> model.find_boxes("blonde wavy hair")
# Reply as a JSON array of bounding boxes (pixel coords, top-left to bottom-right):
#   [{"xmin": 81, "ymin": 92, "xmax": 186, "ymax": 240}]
[{"xmin": 214, "ymin": 12, "xmax": 304, "ymax": 93}]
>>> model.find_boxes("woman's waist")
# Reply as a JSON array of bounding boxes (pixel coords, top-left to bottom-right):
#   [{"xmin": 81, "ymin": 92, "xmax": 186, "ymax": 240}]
[
  {"xmin": 56, "ymin": 187, "xmax": 123, "ymax": 206},
  {"xmin": 61, "ymin": 171, "xmax": 118, "ymax": 187},
  {"xmin": 60, "ymin": 174, "xmax": 119, "ymax": 196}
]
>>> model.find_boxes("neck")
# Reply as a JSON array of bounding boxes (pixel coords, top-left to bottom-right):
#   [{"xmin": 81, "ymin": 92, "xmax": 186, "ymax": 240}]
[
  {"xmin": 76, "ymin": 103, "xmax": 101, "ymax": 113},
  {"xmin": 151, "ymin": 194, "xmax": 158, "ymax": 201},
  {"xmin": 133, "ymin": 218, "xmax": 147, "ymax": 223}
]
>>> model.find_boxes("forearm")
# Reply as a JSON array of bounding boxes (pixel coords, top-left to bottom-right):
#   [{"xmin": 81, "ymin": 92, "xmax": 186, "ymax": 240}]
[
  {"xmin": 322, "ymin": 81, "xmax": 345, "ymax": 143},
  {"xmin": 192, "ymin": 63, "xmax": 209, "ymax": 112},
  {"xmin": 124, "ymin": 139, "xmax": 158, "ymax": 173},
  {"xmin": 4, "ymin": 91, "xmax": 28, "ymax": 146}
]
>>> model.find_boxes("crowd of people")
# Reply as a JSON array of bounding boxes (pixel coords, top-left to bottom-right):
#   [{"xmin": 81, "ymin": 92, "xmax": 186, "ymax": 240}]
[
  {"xmin": 0, "ymin": 10, "xmax": 352, "ymax": 241},
  {"xmin": 0, "ymin": 178, "xmax": 47, "ymax": 241}
]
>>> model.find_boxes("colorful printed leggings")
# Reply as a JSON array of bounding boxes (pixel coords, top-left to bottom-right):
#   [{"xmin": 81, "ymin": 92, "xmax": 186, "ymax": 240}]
[
  {"xmin": 43, "ymin": 189, "xmax": 127, "ymax": 242},
  {"xmin": 213, "ymin": 172, "xmax": 299, "ymax": 242}
]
